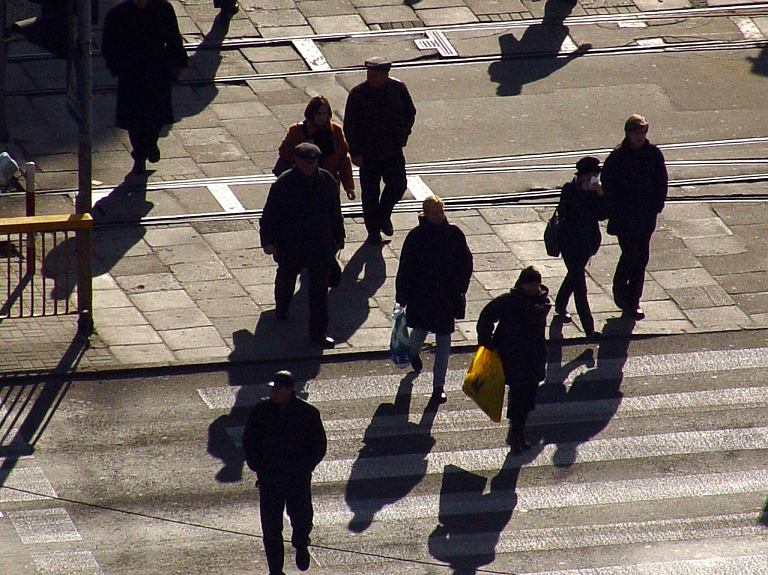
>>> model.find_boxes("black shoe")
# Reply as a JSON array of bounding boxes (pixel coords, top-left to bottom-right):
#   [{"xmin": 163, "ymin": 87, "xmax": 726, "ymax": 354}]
[
  {"xmin": 295, "ymin": 546, "xmax": 310, "ymax": 571},
  {"xmin": 556, "ymin": 309, "xmax": 572, "ymax": 323},
  {"xmin": 311, "ymin": 335, "xmax": 335, "ymax": 349},
  {"xmin": 431, "ymin": 388, "xmax": 447, "ymax": 404},
  {"xmin": 634, "ymin": 307, "xmax": 645, "ymax": 320},
  {"xmin": 410, "ymin": 354, "xmax": 422, "ymax": 372},
  {"xmin": 586, "ymin": 329, "xmax": 601, "ymax": 342},
  {"xmin": 381, "ymin": 218, "xmax": 394, "ymax": 237},
  {"xmin": 148, "ymin": 145, "xmax": 160, "ymax": 164},
  {"xmin": 365, "ymin": 233, "xmax": 382, "ymax": 245}
]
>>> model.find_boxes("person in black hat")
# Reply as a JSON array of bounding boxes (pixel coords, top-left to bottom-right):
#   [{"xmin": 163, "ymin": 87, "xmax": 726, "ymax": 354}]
[
  {"xmin": 242, "ymin": 370, "xmax": 328, "ymax": 575},
  {"xmin": 476, "ymin": 266, "xmax": 551, "ymax": 454},
  {"xmin": 553, "ymin": 156, "xmax": 607, "ymax": 340},
  {"xmin": 343, "ymin": 56, "xmax": 417, "ymax": 244},
  {"xmin": 601, "ymin": 115, "xmax": 668, "ymax": 320},
  {"xmin": 260, "ymin": 142, "xmax": 345, "ymax": 348}
]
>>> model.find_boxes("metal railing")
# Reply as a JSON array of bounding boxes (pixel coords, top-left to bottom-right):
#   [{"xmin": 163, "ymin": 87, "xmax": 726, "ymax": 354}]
[{"xmin": 0, "ymin": 213, "xmax": 93, "ymax": 336}]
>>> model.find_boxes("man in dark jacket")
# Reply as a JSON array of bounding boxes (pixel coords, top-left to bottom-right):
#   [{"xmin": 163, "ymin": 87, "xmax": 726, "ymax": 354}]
[
  {"xmin": 102, "ymin": 0, "xmax": 188, "ymax": 175},
  {"xmin": 395, "ymin": 196, "xmax": 473, "ymax": 403},
  {"xmin": 343, "ymin": 57, "xmax": 417, "ymax": 244},
  {"xmin": 260, "ymin": 143, "xmax": 345, "ymax": 348},
  {"xmin": 601, "ymin": 115, "xmax": 668, "ymax": 320},
  {"xmin": 242, "ymin": 370, "xmax": 327, "ymax": 575},
  {"xmin": 476, "ymin": 267, "xmax": 551, "ymax": 454}
]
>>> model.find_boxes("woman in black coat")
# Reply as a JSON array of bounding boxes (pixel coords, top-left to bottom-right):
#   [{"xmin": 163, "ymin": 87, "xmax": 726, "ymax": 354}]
[
  {"xmin": 476, "ymin": 266, "xmax": 551, "ymax": 454},
  {"xmin": 395, "ymin": 196, "xmax": 473, "ymax": 402},
  {"xmin": 554, "ymin": 156, "xmax": 607, "ymax": 339},
  {"xmin": 102, "ymin": 0, "xmax": 188, "ymax": 175}
]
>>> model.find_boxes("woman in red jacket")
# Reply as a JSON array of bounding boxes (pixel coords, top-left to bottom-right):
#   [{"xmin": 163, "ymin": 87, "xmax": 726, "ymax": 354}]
[{"xmin": 278, "ymin": 96, "xmax": 356, "ymax": 200}]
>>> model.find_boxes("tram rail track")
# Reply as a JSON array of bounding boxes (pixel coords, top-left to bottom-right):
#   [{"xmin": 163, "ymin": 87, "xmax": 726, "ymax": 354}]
[{"xmin": 5, "ymin": 4, "xmax": 768, "ymax": 96}]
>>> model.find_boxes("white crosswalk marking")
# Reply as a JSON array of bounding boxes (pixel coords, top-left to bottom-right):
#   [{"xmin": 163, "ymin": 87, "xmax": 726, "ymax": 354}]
[
  {"xmin": 32, "ymin": 550, "xmax": 103, "ymax": 575},
  {"xmin": 0, "ymin": 467, "xmax": 57, "ymax": 503},
  {"xmin": 9, "ymin": 508, "xmax": 82, "ymax": 544}
]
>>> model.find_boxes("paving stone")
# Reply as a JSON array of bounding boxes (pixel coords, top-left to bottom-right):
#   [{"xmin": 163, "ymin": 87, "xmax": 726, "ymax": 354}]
[
  {"xmin": 465, "ymin": 234, "xmax": 510, "ymax": 254},
  {"xmin": 494, "ymin": 221, "xmax": 546, "ymax": 243},
  {"xmin": 358, "ymin": 5, "xmax": 418, "ymax": 24},
  {"xmin": 415, "ymin": 7, "xmax": 479, "ymax": 25},
  {"xmin": 683, "ymin": 235, "xmax": 748, "ymax": 258},
  {"xmin": 96, "ymin": 325, "xmax": 164, "ymax": 346},
  {"xmin": 650, "ymin": 267, "xmax": 718, "ymax": 290},
  {"xmin": 298, "ymin": 0, "xmax": 357, "ymax": 17},
  {"xmin": 170, "ymin": 260, "xmax": 233, "ymax": 283},
  {"xmin": 129, "ymin": 290, "xmax": 197, "ymax": 312},
  {"xmin": 155, "ymin": 242, "xmax": 218, "ymax": 266},
  {"xmin": 632, "ymin": 0, "xmax": 690, "ymax": 9},
  {"xmin": 175, "ymin": 346, "xmax": 233, "ymax": 362},
  {"xmin": 143, "ymin": 227, "xmax": 202, "ymax": 247},
  {"xmin": 684, "ymin": 306, "xmax": 752, "ymax": 330},
  {"xmin": 146, "ymin": 308, "xmax": 212, "ymax": 331},
  {"xmin": 258, "ymin": 25, "xmax": 315, "ymax": 37},
  {"xmin": 308, "ymin": 14, "xmax": 370, "ymax": 33},
  {"xmin": 197, "ymin": 297, "xmax": 261, "ymax": 318},
  {"xmin": 92, "ymin": 289, "xmax": 133, "ymax": 309},
  {"xmin": 466, "ymin": 0, "xmax": 527, "ymax": 14},
  {"xmin": 94, "ymin": 307, "xmax": 149, "ymax": 327},
  {"xmin": 110, "ymin": 344, "xmax": 175, "ymax": 366},
  {"xmin": 246, "ymin": 8, "xmax": 308, "ymax": 27},
  {"xmin": 667, "ymin": 285, "xmax": 735, "ymax": 310}
]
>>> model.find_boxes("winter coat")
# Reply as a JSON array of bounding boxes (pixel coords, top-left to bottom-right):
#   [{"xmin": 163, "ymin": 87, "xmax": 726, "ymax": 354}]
[
  {"xmin": 601, "ymin": 139, "xmax": 668, "ymax": 237},
  {"xmin": 102, "ymin": 0, "xmax": 188, "ymax": 132},
  {"xmin": 476, "ymin": 286, "xmax": 551, "ymax": 384},
  {"xmin": 395, "ymin": 216, "xmax": 473, "ymax": 335},
  {"xmin": 343, "ymin": 78, "xmax": 417, "ymax": 160},
  {"xmin": 242, "ymin": 396, "xmax": 327, "ymax": 483},
  {"xmin": 278, "ymin": 121, "xmax": 355, "ymax": 193},
  {"xmin": 260, "ymin": 166, "xmax": 345, "ymax": 268},
  {"xmin": 557, "ymin": 180, "xmax": 607, "ymax": 264}
]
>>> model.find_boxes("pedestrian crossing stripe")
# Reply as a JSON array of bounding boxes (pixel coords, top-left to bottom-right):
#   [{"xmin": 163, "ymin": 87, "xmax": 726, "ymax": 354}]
[
  {"xmin": 0, "ymin": 467, "xmax": 57, "ymax": 503},
  {"xmin": 526, "ymin": 555, "xmax": 768, "ymax": 575},
  {"xmin": 8, "ymin": 508, "xmax": 82, "ymax": 544},
  {"xmin": 32, "ymin": 550, "xmax": 102, "ymax": 575},
  {"xmin": 197, "ymin": 346, "xmax": 768, "ymax": 410}
]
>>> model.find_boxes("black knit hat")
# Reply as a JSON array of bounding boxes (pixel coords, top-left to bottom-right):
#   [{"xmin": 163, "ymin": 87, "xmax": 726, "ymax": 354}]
[
  {"xmin": 575, "ymin": 156, "xmax": 601, "ymax": 176},
  {"xmin": 516, "ymin": 266, "xmax": 542, "ymax": 287}
]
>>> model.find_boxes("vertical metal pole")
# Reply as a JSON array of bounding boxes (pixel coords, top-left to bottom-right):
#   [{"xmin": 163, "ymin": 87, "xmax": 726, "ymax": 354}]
[
  {"xmin": 25, "ymin": 161, "xmax": 35, "ymax": 275},
  {"xmin": 0, "ymin": 0, "xmax": 9, "ymax": 142},
  {"xmin": 76, "ymin": 218, "xmax": 93, "ymax": 338}
]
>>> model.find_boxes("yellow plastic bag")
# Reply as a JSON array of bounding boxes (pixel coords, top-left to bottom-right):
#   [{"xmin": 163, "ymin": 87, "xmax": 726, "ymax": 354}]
[{"xmin": 462, "ymin": 346, "xmax": 505, "ymax": 423}]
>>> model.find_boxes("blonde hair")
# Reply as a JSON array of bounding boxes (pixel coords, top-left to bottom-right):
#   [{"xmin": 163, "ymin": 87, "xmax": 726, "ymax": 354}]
[{"xmin": 422, "ymin": 195, "xmax": 444, "ymax": 214}]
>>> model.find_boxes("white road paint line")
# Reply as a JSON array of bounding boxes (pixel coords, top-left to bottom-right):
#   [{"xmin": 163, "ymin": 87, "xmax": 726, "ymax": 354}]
[
  {"xmin": 32, "ymin": 550, "xmax": 102, "ymax": 575},
  {"xmin": 731, "ymin": 16, "xmax": 765, "ymax": 40},
  {"xmin": 561, "ymin": 35, "xmax": 579, "ymax": 54},
  {"xmin": 309, "ymin": 469, "xmax": 768, "ymax": 526},
  {"xmin": 197, "ymin": 346, "xmax": 768, "ymax": 409},
  {"xmin": 292, "ymin": 39, "xmax": 331, "ymax": 71},
  {"xmin": 406, "ymin": 175, "xmax": 434, "ymax": 201},
  {"xmin": 312, "ymin": 426, "xmax": 768, "ymax": 483},
  {"xmin": 9, "ymin": 508, "xmax": 82, "ymax": 544},
  {"xmin": 223, "ymin": 386, "xmax": 768, "ymax": 445},
  {"xmin": 426, "ymin": 30, "xmax": 458, "ymax": 58},
  {"xmin": 525, "ymin": 555, "xmax": 768, "ymax": 575},
  {"xmin": 206, "ymin": 183, "xmax": 245, "ymax": 212},
  {"xmin": 0, "ymin": 467, "xmax": 57, "ymax": 503},
  {"xmin": 617, "ymin": 21, "xmax": 647, "ymax": 28},
  {"xmin": 637, "ymin": 38, "xmax": 665, "ymax": 47}
]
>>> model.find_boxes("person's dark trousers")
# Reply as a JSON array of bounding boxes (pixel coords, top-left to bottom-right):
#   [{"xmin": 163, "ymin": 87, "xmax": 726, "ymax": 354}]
[
  {"xmin": 505, "ymin": 378, "xmax": 539, "ymax": 434},
  {"xmin": 556, "ymin": 253, "xmax": 594, "ymax": 334},
  {"xmin": 613, "ymin": 230, "xmax": 653, "ymax": 311},
  {"xmin": 359, "ymin": 152, "xmax": 407, "ymax": 237},
  {"xmin": 258, "ymin": 475, "xmax": 314, "ymax": 575},
  {"xmin": 274, "ymin": 261, "xmax": 330, "ymax": 337},
  {"xmin": 128, "ymin": 125, "xmax": 161, "ymax": 163}
]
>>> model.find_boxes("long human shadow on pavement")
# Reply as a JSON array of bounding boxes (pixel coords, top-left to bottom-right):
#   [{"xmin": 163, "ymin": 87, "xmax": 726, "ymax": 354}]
[
  {"xmin": 489, "ymin": 0, "xmax": 591, "ymax": 97},
  {"xmin": 328, "ymin": 242, "xmax": 387, "ymax": 344},
  {"xmin": 428, "ymin": 453, "xmax": 520, "ymax": 574},
  {"xmin": 345, "ymin": 372, "xmax": 438, "ymax": 532},
  {"xmin": 534, "ymin": 317, "xmax": 631, "ymax": 466},
  {"xmin": 43, "ymin": 175, "xmax": 153, "ymax": 302},
  {"xmin": 207, "ymin": 331, "xmax": 324, "ymax": 484}
]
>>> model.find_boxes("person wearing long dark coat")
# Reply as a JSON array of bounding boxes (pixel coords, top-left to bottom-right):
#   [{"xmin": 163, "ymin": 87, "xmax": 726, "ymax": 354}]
[
  {"xmin": 102, "ymin": 0, "xmax": 188, "ymax": 175},
  {"xmin": 554, "ymin": 156, "xmax": 607, "ymax": 339},
  {"xmin": 395, "ymin": 196, "xmax": 473, "ymax": 403},
  {"xmin": 601, "ymin": 114, "xmax": 668, "ymax": 320},
  {"xmin": 476, "ymin": 266, "xmax": 551, "ymax": 454}
]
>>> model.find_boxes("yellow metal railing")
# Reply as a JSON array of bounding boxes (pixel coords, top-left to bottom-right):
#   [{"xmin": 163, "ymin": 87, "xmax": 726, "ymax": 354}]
[{"xmin": 0, "ymin": 214, "xmax": 93, "ymax": 335}]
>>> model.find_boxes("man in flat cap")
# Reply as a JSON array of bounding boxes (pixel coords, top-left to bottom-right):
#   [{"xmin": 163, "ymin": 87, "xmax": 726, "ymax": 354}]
[
  {"xmin": 260, "ymin": 142, "xmax": 345, "ymax": 348},
  {"xmin": 242, "ymin": 370, "xmax": 328, "ymax": 574},
  {"xmin": 344, "ymin": 57, "xmax": 417, "ymax": 244}
]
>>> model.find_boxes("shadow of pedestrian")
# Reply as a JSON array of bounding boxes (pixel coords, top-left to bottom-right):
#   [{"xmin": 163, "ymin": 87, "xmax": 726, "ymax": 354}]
[
  {"xmin": 329, "ymin": 242, "xmax": 387, "ymax": 344},
  {"xmin": 345, "ymin": 372, "xmax": 438, "ymax": 533},
  {"xmin": 748, "ymin": 45, "xmax": 768, "ymax": 77},
  {"xmin": 488, "ymin": 0, "xmax": 590, "ymax": 97},
  {"xmin": 43, "ymin": 175, "xmax": 153, "ymax": 302},
  {"xmin": 534, "ymin": 318, "xmax": 631, "ymax": 467},
  {"xmin": 206, "ymin": 330, "xmax": 324, "ymax": 484},
  {"xmin": 428, "ymin": 453, "xmax": 520, "ymax": 574},
  {"xmin": 171, "ymin": 13, "xmax": 232, "ymax": 123}
]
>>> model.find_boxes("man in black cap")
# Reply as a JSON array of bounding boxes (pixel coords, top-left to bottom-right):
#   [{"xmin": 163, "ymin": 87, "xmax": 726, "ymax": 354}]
[
  {"xmin": 343, "ymin": 56, "xmax": 417, "ymax": 244},
  {"xmin": 260, "ymin": 142, "xmax": 345, "ymax": 348},
  {"xmin": 242, "ymin": 370, "xmax": 328, "ymax": 575}
]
